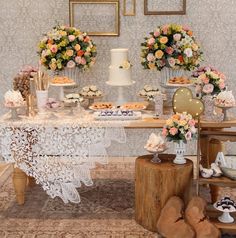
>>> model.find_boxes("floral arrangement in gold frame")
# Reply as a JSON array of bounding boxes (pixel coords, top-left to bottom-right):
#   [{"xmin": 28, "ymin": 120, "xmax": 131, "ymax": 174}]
[{"xmin": 69, "ymin": 0, "xmax": 120, "ymax": 36}]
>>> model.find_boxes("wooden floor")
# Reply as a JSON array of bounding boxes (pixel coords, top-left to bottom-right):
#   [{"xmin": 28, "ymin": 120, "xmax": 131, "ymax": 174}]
[{"xmin": 0, "ymin": 163, "xmax": 13, "ymax": 187}]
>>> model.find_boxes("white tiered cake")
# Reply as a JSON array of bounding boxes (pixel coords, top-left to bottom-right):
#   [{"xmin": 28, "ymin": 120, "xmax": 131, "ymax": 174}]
[{"xmin": 107, "ymin": 48, "xmax": 134, "ymax": 86}]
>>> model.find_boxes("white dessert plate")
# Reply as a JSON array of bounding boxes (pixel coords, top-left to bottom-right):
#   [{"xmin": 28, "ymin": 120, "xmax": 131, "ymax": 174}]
[
  {"xmin": 165, "ymin": 83, "xmax": 193, "ymax": 87},
  {"xmin": 50, "ymin": 82, "xmax": 76, "ymax": 87}
]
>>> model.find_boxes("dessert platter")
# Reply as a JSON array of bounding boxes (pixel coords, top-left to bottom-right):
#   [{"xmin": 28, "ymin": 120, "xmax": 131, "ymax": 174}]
[
  {"xmin": 166, "ymin": 76, "xmax": 192, "ymax": 87},
  {"xmin": 214, "ymin": 196, "xmax": 236, "ymax": 223},
  {"xmin": 214, "ymin": 91, "xmax": 236, "ymax": 121},
  {"xmin": 121, "ymin": 102, "xmax": 146, "ymax": 111},
  {"xmin": 93, "ymin": 109, "xmax": 142, "ymax": 121},
  {"xmin": 89, "ymin": 102, "xmax": 113, "ymax": 110},
  {"xmin": 50, "ymin": 76, "xmax": 76, "ymax": 86}
]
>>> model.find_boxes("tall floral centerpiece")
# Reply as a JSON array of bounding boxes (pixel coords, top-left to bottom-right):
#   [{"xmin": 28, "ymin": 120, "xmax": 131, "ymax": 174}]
[
  {"xmin": 38, "ymin": 25, "xmax": 97, "ymax": 79},
  {"xmin": 191, "ymin": 66, "xmax": 226, "ymax": 120},
  {"xmin": 141, "ymin": 24, "xmax": 203, "ymax": 81},
  {"xmin": 162, "ymin": 112, "xmax": 197, "ymax": 164}
]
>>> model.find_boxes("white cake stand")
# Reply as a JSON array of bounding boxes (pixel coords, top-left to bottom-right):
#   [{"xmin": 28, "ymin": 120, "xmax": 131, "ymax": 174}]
[
  {"xmin": 106, "ymin": 81, "xmax": 135, "ymax": 106},
  {"xmin": 213, "ymin": 202, "xmax": 236, "ymax": 223},
  {"xmin": 50, "ymin": 82, "xmax": 76, "ymax": 101}
]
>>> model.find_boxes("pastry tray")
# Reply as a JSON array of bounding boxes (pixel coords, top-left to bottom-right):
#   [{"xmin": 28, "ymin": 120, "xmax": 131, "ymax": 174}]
[{"xmin": 93, "ymin": 111, "xmax": 142, "ymax": 120}]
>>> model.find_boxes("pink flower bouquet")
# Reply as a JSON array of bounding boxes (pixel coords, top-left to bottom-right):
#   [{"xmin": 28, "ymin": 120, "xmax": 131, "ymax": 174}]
[
  {"xmin": 141, "ymin": 24, "xmax": 203, "ymax": 71},
  {"xmin": 38, "ymin": 25, "xmax": 97, "ymax": 71},
  {"xmin": 162, "ymin": 112, "xmax": 197, "ymax": 143},
  {"xmin": 191, "ymin": 66, "xmax": 226, "ymax": 97}
]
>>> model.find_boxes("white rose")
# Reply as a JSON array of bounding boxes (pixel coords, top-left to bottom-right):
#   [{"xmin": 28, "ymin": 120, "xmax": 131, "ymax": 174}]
[{"xmin": 184, "ymin": 48, "xmax": 193, "ymax": 57}]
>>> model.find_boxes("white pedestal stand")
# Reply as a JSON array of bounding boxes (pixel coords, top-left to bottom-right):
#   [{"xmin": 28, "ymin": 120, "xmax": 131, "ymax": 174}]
[
  {"xmin": 106, "ymin": 81, "xmax": 135, "ymax": 106},
  {"xmin": 50, "ymin": 83, "xmax": 76, "ymax": 101}
]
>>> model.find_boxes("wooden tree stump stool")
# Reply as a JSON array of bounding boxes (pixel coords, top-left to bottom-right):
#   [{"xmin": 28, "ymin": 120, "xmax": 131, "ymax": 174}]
[{"xmin": 135, "ymin": 154, "xmax": 193, "ymax": 232}]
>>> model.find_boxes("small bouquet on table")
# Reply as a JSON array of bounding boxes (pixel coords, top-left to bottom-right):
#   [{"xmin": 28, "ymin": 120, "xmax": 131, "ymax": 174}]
[{"xmin": 162, "ymin": 112, "xmax": 197, "ymax": 164}]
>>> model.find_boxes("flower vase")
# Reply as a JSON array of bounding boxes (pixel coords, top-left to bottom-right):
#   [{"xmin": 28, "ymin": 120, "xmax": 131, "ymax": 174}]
[
  {"xmin": 173, "ymin": 140, "xmax": 187, "ymax": 164},
  {"xmin": 60, "ymin": 67, "xmax": 80, "ymax": 84},
  {"xmin": 202, "ymin": 94, "xmax": 215, "ymax": 121}
]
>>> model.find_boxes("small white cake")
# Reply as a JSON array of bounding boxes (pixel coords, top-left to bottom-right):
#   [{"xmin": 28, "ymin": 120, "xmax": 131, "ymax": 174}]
[
  {"xmin": 4, "ymin": 90, "xmax": 25, "ymax": 107},
  {"xmin": 215, "ymin": 91, "xmax": 235, "ymax": 107},
  {"xmin": 107, "ymin": 48, "xmax": 133, "ymax": 86}
]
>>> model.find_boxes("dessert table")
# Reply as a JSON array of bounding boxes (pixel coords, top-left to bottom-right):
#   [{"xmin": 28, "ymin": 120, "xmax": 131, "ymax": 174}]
[{"xmin": 0, "ymin": 111, "xmax": 236, "ymax": 205}]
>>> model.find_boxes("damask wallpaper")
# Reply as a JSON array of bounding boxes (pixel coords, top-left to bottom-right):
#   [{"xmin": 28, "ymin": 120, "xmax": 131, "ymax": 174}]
[{"xmin": 0, "ymin": 0, "xmax": 236, "ymax": 156}]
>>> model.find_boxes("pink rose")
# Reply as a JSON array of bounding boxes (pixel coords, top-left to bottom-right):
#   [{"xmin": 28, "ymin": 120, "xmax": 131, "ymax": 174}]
[
  {"xmin": 188, "ymin": 119, "xmax": 196, "ymax": 127},
  {"xmin": 75, "ymin": 56, "xmax": 82, "ymax": 64},
  {"xmin": 154, "ymin": 30, "xmax": 160, "ymax": 37},
  {"xmin": 169, "ymin": 127, "xmax": 178, "ymax": 136},
  {"xmin": 50, "ymin": 44, "xmax": 58, "ymax": 53},
  {"xmin": 219, "ymin": 82, "xmax": 225, "ymax": 89},
  {"xmin": 185, "ymin": 131, "xmax": 192, "ymax": 141},
  {"xmin": 183, "ymin": 25, "xmax": 190, "ymax": 31},
  {"xmin": 68, "ymin": 35, "xmax": 76, "ymax": 42},
  {"xmin": 80, "ymin": 57, "xmax": 86, "ymax": 65},
  {"xmin": 162, "ymin": 128, "xmax": 168, "ymax": 137},
  {"xmin": 165, "ymin": 47, "xmax": 174, "ymax": 55},
  {"xmin": 161, "ymin": 24, "xmax": 169, "ymax": 35},
  {"xmin": 202, "ymin": 84, "xmax": 214, "ymax": 94},
  {"xmin": 167, "ymin": 57, "xmax": 175, "ymax": 67},
  {"xmin": 66, "ymin": 60, "xmax": 76, "ymax": 68},
  {"xmin": 148, "ymin": 37, "xmax": 155, "ymax": 45},
  {"xmin": 173, "ymin": 33, "xmax": 181, "ymax": 41},
  {"xmin": 202, "ymin": 77, "xmax": 210, "ymax": 84},
  {"xmin": 147, "ymin": 53, "xmax": 155, "ymax": 62}
]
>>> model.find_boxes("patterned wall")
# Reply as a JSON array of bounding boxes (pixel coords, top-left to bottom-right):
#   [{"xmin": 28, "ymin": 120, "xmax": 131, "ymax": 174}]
[{"xmin": 0, "ymin": 0, "xmax": 236, "ymax": 156}]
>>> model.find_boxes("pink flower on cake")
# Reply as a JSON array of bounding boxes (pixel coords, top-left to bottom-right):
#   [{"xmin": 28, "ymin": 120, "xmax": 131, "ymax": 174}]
[
  {"xmin": 68, "ymin": 35, "xmax": 75, "ymax": 42},
  {"xmin": 66, "ymin": 60, "xmax": 76, "ymax": 68},
  {"xmin": 184, "ymin": 48, "xmax": 193, "ymax": 57},
  {"xmin": 165, "ymin": 47, "xmax": 174, "ymax": 55},
  {"xmin": 202, "ymin": 84, "xmax": 214, "ymax": 94},
  {"xmin": 173, "ymin": 33, "xmax": 181, "ymax": 41},
  {"xmin": 185, "ymin": 131, "xmax": 192, "ymax": 141},
  {"xmin": 167, "ymin": 57, "xmax": 175, "ymax": 67},
  {"xmin": 169, "ymin": 127, "xmax": 178, "ymax": 136},
  {"xmin": 147, "ymin": 53, "xmax": 155, "ymax": 62},
  {"xmin": 148, "ymin": 37, "xmax": 155, "ymax": 45},
  {"xmin": 50, "ymin": 45, "xmax": 58, "ymax": 53}
]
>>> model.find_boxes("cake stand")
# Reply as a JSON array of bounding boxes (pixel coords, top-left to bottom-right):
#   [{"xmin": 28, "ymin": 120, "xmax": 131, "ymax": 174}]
[
  {"xmin": 50, "ymin": 82, "xmax": 76, "ymax": 101},
  {"xmin": 147, "ymin": 147, "xmax": 167, "ymax": 163},
  {"xmin": 215, "ymin": 104, "xmax": 235, "ymax": 121},
  {"xmin": 213, "ymin": 202, "xmax": 236, "ymax": 223}
]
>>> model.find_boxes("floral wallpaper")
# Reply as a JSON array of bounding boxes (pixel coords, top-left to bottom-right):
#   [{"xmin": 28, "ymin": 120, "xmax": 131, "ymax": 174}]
[{"xmin": 0, "ymin": 0, "xmax": 236, "ymax": 156}]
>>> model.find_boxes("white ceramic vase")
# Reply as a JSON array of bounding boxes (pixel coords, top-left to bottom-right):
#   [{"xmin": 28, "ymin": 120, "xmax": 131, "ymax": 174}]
[
  {"xmin": 173, "ymin": 140, "xmax": 187, "ymax": 164},
  {"xmin": 36, "ymin": 90, "xmax": 48, "ymax": 113}
]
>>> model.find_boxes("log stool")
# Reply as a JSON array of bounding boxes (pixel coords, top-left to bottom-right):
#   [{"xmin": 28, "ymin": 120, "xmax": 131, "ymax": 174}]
[{"xmin": 135, "ymin": 154, "xmax": 193, "ymax": 232}]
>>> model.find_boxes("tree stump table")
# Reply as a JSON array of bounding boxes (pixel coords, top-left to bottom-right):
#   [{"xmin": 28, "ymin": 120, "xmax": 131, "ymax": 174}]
[{"xmin": 135, "ymin": 154, "xmax": 193, "ymax": 232}]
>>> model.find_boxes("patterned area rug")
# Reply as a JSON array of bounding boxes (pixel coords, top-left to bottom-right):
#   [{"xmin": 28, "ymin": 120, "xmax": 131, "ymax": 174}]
[
  {"xmin": 0, "ymin": 176, "xmax": 234, "ymax": 238},
  {"xmin": 0, "ymin": 177, "xmax": 158, "ymax": 238}
]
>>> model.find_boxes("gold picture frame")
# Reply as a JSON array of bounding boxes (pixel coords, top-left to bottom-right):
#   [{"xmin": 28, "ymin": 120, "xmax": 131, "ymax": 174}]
[
  {"xmin": 144, "ymin": 0, "xmax": 186, "ymax": 15},
  {"xmin": 123, "ymin": 0, "xmax": 136, "ymax": 16},
  {"xmin": 69, "ymin": 0, "xmax": 120, "ymax": 36}
]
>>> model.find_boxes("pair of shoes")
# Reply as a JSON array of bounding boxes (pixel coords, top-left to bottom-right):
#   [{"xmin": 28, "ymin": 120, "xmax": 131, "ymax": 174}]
[{"xmin": 157, "ymin": 196, "xmax": 221, "ymax": 238}]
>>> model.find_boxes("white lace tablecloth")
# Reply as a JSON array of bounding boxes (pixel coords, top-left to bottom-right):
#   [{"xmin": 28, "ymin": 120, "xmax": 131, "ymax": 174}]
[{"xmin": 0, "ymin": 112, "xmax": 127, "ymax": 203}]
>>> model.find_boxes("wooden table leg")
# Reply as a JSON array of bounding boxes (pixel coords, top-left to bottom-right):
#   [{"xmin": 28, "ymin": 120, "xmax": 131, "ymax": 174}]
[{"xmin": 12, "ymin": 167, "xmax": 27, "ymax": 205}]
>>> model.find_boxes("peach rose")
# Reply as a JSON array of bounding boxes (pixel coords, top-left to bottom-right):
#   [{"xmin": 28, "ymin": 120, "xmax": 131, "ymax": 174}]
[
  {"xmin": 148, "ymin": 37, "xmax": 155, "ymax": 45},
  {"xmin": 66, "ymin": 49, "xmax": 74, "ymax": 57},
  {"xmin": 50, "ymin": 45, "xmax": 58, "ymax": 53},
  {"xmin": 159, "ymin": 36, "xmax": 168, "ymax": 44},
  {"xmin": 74, "ymin": 44, "xmax": 81, "ymax": 51},
  {"xmin": 155, "ymin": 50, "xmax": 164, "ymax": 59}
]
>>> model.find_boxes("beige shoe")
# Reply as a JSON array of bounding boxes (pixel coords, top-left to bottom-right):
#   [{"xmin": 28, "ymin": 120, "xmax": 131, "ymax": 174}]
[
  {"xmin": 185, "ymin": 196, "xmax": 221, "ymax": 238},
  {"xmin": 157, "ymin": 196, "xmax": 195, "ymax": 238}
]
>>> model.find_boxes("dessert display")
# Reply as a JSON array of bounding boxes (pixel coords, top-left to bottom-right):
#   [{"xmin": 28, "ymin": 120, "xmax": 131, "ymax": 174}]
[
  {"xmin": 168, "ymin": 77, "xmax": 191, "ymax": 85},
  {"xmin": 94, "ymin": 109, "xmax": 142, "ymax": 120},
  {"xmin": 4, "ymin": 90, "xmax": 25, "ymax": 107},
  {"xmin": 107, "ymin": 48, "xmax": 133, "ymax": 86},
  {"xmin": 214, "ymin": 197, "xmax": 236, "ymax": 223},
  {"xmin": 51, "ymin": 76, "xmax": 75, "ymax": 85},
  {"xmin": 63, "ymin": 93, "xmax": 84, "ymax": 105},
  {"xmin": 121, "ymin": 102, "xmax": 146, "ymax": 110},
  {"xmin": 80, "ymin": 85, "xmax": 103, "ymax": 98},
  {"xmin": 138, "ymin": 85, "xmax": 159, "ymax": 99},
  {"xmin": 215, "ymin": 91, "xmax": 236, "ymax": 107},
  {"xmin": 144, "ymin": 133, "xmax": 167, "ymax": 163},
  {"xmin": 90, "ymin": 102, "xmax": 113, "ymax": 110}
]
